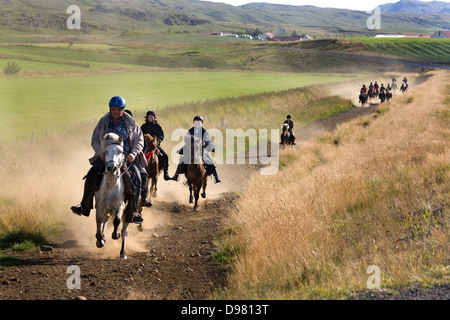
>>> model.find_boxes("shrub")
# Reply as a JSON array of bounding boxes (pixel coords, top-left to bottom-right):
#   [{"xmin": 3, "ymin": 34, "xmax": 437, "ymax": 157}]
[{"xmin": 3, "ymin": 61, "xmax": 21, "ymax": 75}]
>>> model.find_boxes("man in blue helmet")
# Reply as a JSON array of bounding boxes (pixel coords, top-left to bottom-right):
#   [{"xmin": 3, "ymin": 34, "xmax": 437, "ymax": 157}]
[
  {"xmin": 70, "ymin": 96, "xmax": 146, "ymax": 224},
  {"xmin": 169, "ymin": 115, "xmax": 222, "ymax": 184}
]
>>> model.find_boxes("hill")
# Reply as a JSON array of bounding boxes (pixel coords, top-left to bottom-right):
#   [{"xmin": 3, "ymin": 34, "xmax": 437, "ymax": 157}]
[
  {"xmin": 378, "ymin": 0, "xmax": 450, "ymax": 14},
  {"xmin": 0, "ymin": 0, "xmax": 449, "ymax": 37}
]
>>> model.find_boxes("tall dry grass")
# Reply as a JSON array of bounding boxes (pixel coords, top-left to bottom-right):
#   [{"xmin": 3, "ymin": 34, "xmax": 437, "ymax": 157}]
[{"xmin": 214, "ymin": 70, "xmax": 450, "ymax": 299}]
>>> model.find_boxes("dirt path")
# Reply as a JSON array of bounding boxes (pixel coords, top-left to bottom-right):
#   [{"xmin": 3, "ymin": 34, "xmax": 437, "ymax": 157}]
[{"xmin": 0, "ymin": 92, "xmax": 437, "ymax": 300}]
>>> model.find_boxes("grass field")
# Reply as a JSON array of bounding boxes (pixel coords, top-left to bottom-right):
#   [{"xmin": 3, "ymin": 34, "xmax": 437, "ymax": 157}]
[
  {"xmin": 280, "ymin": 38, "xmax": 450, "ymax": 64},
  {"xmin": 0, "ymin": 68, "xmax": 358, "ymax": 142},
  {"xmin": 213, "ymin": 70, "xmax": 450, "ymax": 299}
]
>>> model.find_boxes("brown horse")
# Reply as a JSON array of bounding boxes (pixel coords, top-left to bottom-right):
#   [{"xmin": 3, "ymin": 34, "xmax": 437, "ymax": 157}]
[
  {"xmin": 143, "ymin": 134, "xmax": 161, "ymax": 207},
  {"xmin": 281, "ymin": 123, "xmax": 293, "ymax": 146},
  {"xmin": 185, "ymin": 135, "xmax": 207, "ymax": 211}
]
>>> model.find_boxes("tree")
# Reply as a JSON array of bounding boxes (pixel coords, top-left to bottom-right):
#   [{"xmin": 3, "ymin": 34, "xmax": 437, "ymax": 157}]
[
  {"xmin": 3, "ymin": 61, "xmax": 21, "ymax": 75},
  {"xmin": 291, "ymin": 30, "xmax": 298, "ymax": 37}
]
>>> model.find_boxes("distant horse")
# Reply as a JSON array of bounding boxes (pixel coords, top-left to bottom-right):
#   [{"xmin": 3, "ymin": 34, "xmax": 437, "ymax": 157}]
[
  {"xmin": 143, "ymin": 134, "xmax": 161, "ymax": 207},
  {"xmin": 386, "ymin": 89, "xmax": 393, "ymax": 102},
  {"xmin": 400, "ymin": 82, "xmax": 409, "ymax": 93},
  {"xmin": 359, "ymin": 92, "xmax": 368, "ymax": 106},
  {"xmin": 379, "ymin": 90, "xmax": 386, "ymax": 103},
  {"xmin": 391, "ymin": 81, "xmax": 398, "ymax": 92},
  {"xmin": 94, "ymin": 133, "xmax": 129, "ymax": 260},
  {"xmin": 368, "ymin": 88, "xmax": 378, "ymax": 101},
  {"xmin": 280, "ymin": 123, "xmax": 293, "ymax": 146},
  {"xmin": 185, "ymin": 135, "xmax": 208, "ymax": 212}
]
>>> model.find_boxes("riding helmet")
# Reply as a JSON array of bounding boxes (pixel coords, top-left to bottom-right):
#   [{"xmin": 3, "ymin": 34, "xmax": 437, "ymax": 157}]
[
  {"xmin": 146, "ymin": 110, "xmax": 156, "ymax": 119},
  {"xmin": 109, "ymin": 96, "xmax": 126, "ymax": 109},
  {"xmin": 193, "ymin": 115, "xmax": 204, "ymax": 123}
]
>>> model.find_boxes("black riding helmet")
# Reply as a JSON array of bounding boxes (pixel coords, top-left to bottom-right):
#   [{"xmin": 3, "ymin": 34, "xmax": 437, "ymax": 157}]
[
  {"xmin": 146, "ymin": 110, "xmax": 156, "ymax": 119},
  {"xmin": 193, "ymin": 115, "xmax": 204, "ymax": 123}
]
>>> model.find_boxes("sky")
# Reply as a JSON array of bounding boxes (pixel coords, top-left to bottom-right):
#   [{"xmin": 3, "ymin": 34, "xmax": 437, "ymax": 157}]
[{"xmin": 199, "ymin": 0, "xmax": 446, "ymax": 12}]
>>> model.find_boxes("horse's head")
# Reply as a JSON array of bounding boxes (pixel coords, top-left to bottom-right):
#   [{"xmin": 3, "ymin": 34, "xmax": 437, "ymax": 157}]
[
  {"xmin": 144, "ymin": 134, "xmax": 158, "ymax": 153},
  {"xmin": 282, "ymin": 123, "xmax": 290, "ymax": 133},
  {"xmin": 102, "ymin": 133, "xmax": 124, "ymax": 176}
]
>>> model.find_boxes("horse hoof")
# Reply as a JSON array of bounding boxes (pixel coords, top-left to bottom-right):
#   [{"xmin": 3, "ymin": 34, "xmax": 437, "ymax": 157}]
[
  {"xmin": 201, "ymin": 193, "xmax": 206, "ymax": 199},
  {"xmin": 112, "ymin": 232, "xmax": 121, "ymax": 240},
  {"xmin": 137, "ymin": 224, "xmax": 144, "ymax": 232},
  {"xmin": 194, "ymin": 207, "xmax": 199, "ymax": 212},
  {"xmin": 121, "ymin": 254, "xmax": 127, "ymax": 260},
  {"xmin": 96, "ymin": 239, "xmax": 105, "ymax": 248},
  {"xmin": 189, "ymin": 197, "xmax": 194, "ymax": 204}
]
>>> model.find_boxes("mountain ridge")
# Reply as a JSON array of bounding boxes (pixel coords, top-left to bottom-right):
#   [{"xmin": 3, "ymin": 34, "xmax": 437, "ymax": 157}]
[{"xmin": 0, "ymin": 0, "xmax": 449, "ymax": 36}]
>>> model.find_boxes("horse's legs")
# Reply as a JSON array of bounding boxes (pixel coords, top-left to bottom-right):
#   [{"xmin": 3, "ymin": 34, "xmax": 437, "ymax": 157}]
[
  {"xmin": 96, "ymin": 211, "xmax": 107, "ymax": 248},
  {"xmin": 120, "ymin": 222, "xmax": 129, "ymax": 260},
  {"xmin": 112, "ymin": 209, "xmax": 121, "ymax": 240},
  {"xmin": 188, "ymin": 182, "xmax": 194, "ymax": 204},
  {"xmin": 201, "ymin": 179, "xmax": 207, "ymax": 199},
  {"xmin": 193, "ymin": 183, "xmax": 201, "ymax": 212},
  {"xmin": 151, "ymin": 176, "xmax": 158, "ymax": 199}
]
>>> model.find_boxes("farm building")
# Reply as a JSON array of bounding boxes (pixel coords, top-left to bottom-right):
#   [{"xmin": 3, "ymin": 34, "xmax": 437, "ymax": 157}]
[{"xmin": 430, "ymin": 31, "xmax": 450, "ymax": 38}]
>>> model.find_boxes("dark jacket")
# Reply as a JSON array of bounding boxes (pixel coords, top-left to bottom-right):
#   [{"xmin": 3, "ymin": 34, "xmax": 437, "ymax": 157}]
[
  {"xmin": 284, "ymin": 119, "xmax": 294, "ymax": 132},
  {"xmin": 141, "ymin": 121, "xmax": 164, "ymax": 145}
]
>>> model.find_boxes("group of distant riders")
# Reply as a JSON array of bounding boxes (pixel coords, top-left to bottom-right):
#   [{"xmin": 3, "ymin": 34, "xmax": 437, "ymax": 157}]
[{"xmin": 359, "ymin": 76, "xmax": 409, "ymax": 105}]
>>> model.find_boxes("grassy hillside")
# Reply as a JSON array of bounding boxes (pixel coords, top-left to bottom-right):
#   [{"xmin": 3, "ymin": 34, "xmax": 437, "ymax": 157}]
[
  {"xmin": 0, "ymin": 0, "xmax": 449, "ymax": 37},
  {"xmin": 213, "ymin": 70, "xmax": 450, "ymax": 299},
  {"xmin": 277, "ymin": 38, "xmax": 450, "ymax": 64}
]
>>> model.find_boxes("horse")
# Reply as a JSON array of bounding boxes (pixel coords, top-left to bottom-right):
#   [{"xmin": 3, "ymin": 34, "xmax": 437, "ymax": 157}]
[
  {"xmin": 359, "ymin": 92, "xmax": 368, "ymax": 106},
  {"xmin": 368, "ymin": 88, "xmax": 378, "ymax": 101},
  {"xmin": 379, "ymin": 90, "xmax": 386, "ymax": 103},
  {"xmin": 143, "ymin": 134, "xmax": 161, "ymax": 207},
  {"xmin": 94, "ymin": 133, "xmax": 129, "ymax": 260},
  {"xmin": 400, "ymin": 82, "xmax": 409, "ymax": 93},
  {"xmin": 280, "ymin": 123, "xmax": 293, "ymax": 146},
  {"xmin": 391, "ymin": 81, "xmax": 398, "ymax": 92},
  {"xmin": 185, "ymin": 135, "xmax": 208, "ymax": 212},
  {"xmin": 386, "ymin": 90, "xmax": 393, "ymax": 102}
]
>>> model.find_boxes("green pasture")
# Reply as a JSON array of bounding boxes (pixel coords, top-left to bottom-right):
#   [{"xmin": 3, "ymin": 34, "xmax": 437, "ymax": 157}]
[
  {"xmin": 0, "ymin": 69, "xmax": 358, "ymax": 142},
  {"xmin": 351, "ymin": 37, "xmax": 450, "ymax": 63}
]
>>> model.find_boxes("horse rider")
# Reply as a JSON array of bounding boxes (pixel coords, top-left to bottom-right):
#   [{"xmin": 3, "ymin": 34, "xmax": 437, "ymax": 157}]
[
  {"xmin": 141, "ymin": 110, "xmax": 171, "ymax": 182},
  {"xmin": 125, "ymin": 110, "xmax": 153, "ymax": 208},
  {"xmin": 70, "ymin": 96, "xmax": 145, "ymax": 224},
  {"xmin": 169, "ymin": 115, "xmax": 222, "ymax": 184},
  {"xmin": 360, "ymin": 84, "xmax": 367, "ymax": 95},
  {"xmin": 282, "ymin": 115, "xmax": 296, "ymax": 145},
  {"xmin": 360, "ymin": 85, "xmax": 368, "ymax": 102},
  {"xmin": 374, "ymin": 81, "xmax": 379, "ymax": 94},
  {"xmin": 387, "ymin": 83, "xmax": 392, "ymax": 91},
  {"xmin": 368, "ymin": 82, "xmax": 374, "ymax": 95},
  {"xmin": 380, "ymin": 83, "xmax": 386, "ymax": 94}
]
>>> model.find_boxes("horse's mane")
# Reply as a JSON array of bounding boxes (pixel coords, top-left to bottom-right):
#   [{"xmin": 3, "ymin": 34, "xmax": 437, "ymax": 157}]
[{"xmin": 102, "ymin": 133, "xmax": 124, "ymax": 151}]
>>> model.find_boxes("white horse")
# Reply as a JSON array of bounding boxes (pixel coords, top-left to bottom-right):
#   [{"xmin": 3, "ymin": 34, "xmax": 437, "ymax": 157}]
[{"xmin": 95, "ymin": 133, "xmax": 129, "ymax": 259}]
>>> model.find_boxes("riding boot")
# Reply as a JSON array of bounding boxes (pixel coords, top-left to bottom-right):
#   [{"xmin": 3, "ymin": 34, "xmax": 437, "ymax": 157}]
[
  {"xmin": 123, "ymin": 169, "xmax": 144, "ymax": 224},
  {"xmin": 71, "ymin": 161, "xmax": 104, "ymax": 217},
  {"xmin": 211, "ymin": 166, "xmax": 222, "ymax": 184},
  {"xmin": 169, "ymin": 162, "xmax": 186, "ymax": 181},
  {"xmin": 160, "ymin": 150, "xmax": 171, "ymax": 181}
]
